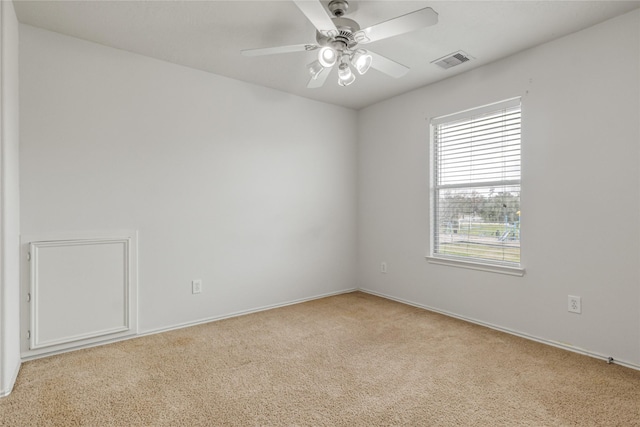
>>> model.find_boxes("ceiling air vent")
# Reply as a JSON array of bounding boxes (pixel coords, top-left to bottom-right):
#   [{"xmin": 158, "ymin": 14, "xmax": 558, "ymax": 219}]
[{"xmin": 432, "ymin": 51, "xmax": 473, "ymax": 69}]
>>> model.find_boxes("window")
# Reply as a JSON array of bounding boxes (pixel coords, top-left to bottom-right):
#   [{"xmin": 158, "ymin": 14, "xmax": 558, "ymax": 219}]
[{"xmin": 429, "ymin": 98, "xmax": 522, "ymax": 274}]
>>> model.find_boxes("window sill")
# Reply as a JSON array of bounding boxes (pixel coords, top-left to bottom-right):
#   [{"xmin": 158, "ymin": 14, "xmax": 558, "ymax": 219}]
[{"xmin": 425, "ymin": 256, "xmax": 525, "ymax": 277}]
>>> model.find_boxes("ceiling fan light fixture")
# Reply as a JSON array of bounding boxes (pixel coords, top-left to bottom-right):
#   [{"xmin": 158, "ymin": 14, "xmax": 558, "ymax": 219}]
[
  {"xmin": 338, "ymin": 63, "xmax": 356, "ymax": 86},
  {"xmin": 318, "ymin": 47, "xmax": 337, "ymax": 67},
  {"xmin": 308, "ymin": 60, "xmax": 325, "ymax": 79},
  {"xmin": 351, "ymin": 49, "xmax": 372, "ymax": 75}
]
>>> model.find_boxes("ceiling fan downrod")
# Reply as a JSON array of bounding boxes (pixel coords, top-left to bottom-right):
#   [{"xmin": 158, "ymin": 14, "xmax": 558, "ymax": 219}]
[{"xmin": 328, "ymin": 0, "xmax": 349, "ymax": 18}]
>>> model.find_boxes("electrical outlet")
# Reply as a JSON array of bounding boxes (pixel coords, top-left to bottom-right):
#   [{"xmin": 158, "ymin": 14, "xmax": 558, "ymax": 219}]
[
  {"xmin": 568, "ymin": 295, "xmax": 581, "ymax": 314},
  {"xmin": 192, "ymin": 279, "xmax": 202, "ymax": 294},
  {"xmin": 380, "ymin": 262, "xmax": 387, "ymax": 274}
]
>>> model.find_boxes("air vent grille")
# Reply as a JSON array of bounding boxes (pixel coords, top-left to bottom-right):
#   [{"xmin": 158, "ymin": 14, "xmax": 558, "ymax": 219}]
[{"xmin": 432, "ymin": 51, "xmax": 473, "ymax": 69}]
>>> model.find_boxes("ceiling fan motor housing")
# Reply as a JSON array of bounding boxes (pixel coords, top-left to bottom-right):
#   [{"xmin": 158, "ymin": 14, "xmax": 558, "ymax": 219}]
[{"xmin": 316, "ymin": 17, "xmax": 360, "ymax": 51}]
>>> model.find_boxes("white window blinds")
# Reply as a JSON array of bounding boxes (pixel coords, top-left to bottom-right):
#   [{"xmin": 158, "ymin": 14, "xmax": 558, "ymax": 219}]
[{"xmin": 431, "ymin": 98, "xmax": 521, "ymax": 266}]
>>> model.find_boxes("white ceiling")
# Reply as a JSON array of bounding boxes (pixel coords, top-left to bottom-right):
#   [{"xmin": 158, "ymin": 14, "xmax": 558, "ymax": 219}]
[{"xmin": 13, "ymin": 0, "xmax": 640, "ymax": 110}]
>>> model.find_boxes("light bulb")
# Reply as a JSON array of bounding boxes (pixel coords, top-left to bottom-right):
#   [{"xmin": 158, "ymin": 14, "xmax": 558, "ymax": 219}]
[
  {"xmin": 338, "ymin": 63, "xmax": 355, "ymax": 86},
  {"xmin": 307, "ymin": 60, "xmax": 325, "ymax": 80},
  {"xmin": 351, "ymin": 49, "xmax": 372, "ymax": 75},
  {"xmin": 318, "ymin": 47, "xmax": 337, "ymax": 68}
]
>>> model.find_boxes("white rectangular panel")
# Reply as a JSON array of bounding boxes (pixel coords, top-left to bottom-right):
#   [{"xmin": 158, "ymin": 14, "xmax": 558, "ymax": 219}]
[{"xmin": 29, "ymin": 237, "xmax": 136, "ymax": 350}]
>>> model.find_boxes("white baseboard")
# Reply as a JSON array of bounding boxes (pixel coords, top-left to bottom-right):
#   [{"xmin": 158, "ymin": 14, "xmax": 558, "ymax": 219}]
[
  {"xmin": 22, "ymin": 285, "xmax": 637, "ymax": 373},
  {"xmin": 22, "ymin": 288, "xmax": 358, "ymax": 362},
  {"xmin": 140, "ymin": 288, "xmax": 358, "ymax": 337},
  {"xmin": 0, "ymin": 361, "xmax": 22, "ymax": 398},
  {"xmin": 359, "ymin": 288, "xmax": 640, "ymax": 372}
]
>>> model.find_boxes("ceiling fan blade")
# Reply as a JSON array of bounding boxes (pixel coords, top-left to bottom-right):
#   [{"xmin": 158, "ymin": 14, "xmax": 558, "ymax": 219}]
[
  {"xmin": 241, "ymin": 44, "xmax": 317, "ymax": 57},
  {"xmin": 293, "ymin": 0, "xmax": 338, "ymax": 37},
  {"xmin": 307, "ymin": 65, "xmax": 332, "ymax": 88},
  {"xmin": 369, "ymin": 51, "xmax": 409, "ymax": 78},
  {"xmin": 355, "ymin": 7, "xmax": 438, "ymax": 44}
]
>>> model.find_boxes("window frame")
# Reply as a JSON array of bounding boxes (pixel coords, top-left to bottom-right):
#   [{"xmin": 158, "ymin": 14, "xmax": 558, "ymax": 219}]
[{"xmin": 426, "ymin": 98, "xmax": 525, "ymax": 276}]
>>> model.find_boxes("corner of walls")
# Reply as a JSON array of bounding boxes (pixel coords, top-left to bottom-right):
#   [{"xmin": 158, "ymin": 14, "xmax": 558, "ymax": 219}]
[{"xmin": 1, "ymin": 0, "xmax": 22, "ymax": 397}]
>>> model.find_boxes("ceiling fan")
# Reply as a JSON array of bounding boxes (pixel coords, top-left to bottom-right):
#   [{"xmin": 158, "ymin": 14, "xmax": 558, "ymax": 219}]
[{"xmin": 241, "ymin": 0, "xmax": 438, "ymax": 88}]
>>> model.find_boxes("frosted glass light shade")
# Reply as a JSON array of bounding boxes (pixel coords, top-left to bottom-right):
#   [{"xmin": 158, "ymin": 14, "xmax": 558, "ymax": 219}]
[
  {"xmin": 318, "ymin": 47, "xmax": 337, "ymax": 68},
  {"xmin": 307, "ymin": 60, "xmax": 325, "ymax": 79},
  {"xmin": 351, "ymin": 49, "xmax": 372, "ymax": 75},
  {"xmin": 338, "ymin": 63, "xmax": 355, "ymax": 86}
]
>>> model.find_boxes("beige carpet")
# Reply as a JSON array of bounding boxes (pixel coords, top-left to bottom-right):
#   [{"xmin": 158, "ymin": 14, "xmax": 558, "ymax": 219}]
[{"xmin": 1, "ymin": 292, "xmax": 639, "ymax": 426}]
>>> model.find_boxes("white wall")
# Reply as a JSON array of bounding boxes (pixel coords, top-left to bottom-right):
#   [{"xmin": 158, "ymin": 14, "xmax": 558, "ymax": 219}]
[
  {"xmin": 20, "ymin": 26, "xmax": 357, "ymax": 338},
  {"xmin": 17, "ymin": 4, "xmax": 639, "ymax": 375},
  {"xmin": 357, "ymin": 10, "xmax": 640, "ymax": 366},
  {"xmin": 0, "ymin": 0, "xmax": 21, "ymax": 396}
]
